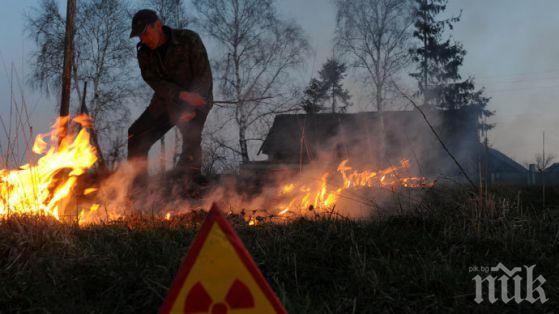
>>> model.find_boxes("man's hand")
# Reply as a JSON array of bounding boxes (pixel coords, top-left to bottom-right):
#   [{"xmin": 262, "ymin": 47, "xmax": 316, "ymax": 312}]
[{"xmin": 179, "ymin": 91, "xmax": 205, "ymax": 108}]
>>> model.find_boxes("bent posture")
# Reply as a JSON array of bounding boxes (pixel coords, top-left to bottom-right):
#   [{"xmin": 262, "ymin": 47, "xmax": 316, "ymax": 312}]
[{"xmin": 128, "ymin": 10, "xmax": 213, "ymax": 190}]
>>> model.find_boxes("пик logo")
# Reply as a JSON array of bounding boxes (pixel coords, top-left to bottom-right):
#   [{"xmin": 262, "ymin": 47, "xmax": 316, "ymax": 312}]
[{"xmin": 472, "ymin": 263, "xmax": 548, "ymax": 304}]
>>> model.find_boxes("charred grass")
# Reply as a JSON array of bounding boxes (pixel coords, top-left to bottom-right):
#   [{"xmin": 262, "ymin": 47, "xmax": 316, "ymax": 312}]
[{"xmin": 1, "ymin": 186, "xmax": 558, "ymax": 313}]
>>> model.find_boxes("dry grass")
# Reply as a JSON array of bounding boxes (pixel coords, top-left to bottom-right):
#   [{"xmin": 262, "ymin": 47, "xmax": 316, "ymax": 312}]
[{"xmin": 1, "ymin": 186, "xmax": 558, "ymax": 313}]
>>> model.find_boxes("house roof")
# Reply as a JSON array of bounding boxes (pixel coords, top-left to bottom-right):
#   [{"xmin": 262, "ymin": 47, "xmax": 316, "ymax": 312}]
[
  {"xmin": 487, "ymin": 148, "xmax": 527, "ymax": 173},
  {"xmin": 545, "ymin": 163, "xmax": 559, "ymax": 173},
  {"xmin": 260, "ymin": 109, "xmax": 480, "ymax": 157}
]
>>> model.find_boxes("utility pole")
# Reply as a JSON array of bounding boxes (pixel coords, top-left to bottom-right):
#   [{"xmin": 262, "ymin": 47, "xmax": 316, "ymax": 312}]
[{"xmin": 59, "ymin": 0, "xmax": 76, "ymax": 140}]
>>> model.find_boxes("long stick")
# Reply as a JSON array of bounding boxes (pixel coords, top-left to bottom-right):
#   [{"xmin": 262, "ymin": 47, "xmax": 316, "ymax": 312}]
[{"xmin": 393, "ymin": 83, "xmax": 477, "ymax": 191}]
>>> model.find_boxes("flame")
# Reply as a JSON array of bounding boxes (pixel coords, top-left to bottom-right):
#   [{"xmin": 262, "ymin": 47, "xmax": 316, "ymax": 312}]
[
  {"xmin": 275, "ymin": 159, "xmax": 432, "ymax": 216},
  {"xmin": 1, "ymin": 115, "xmax": 433, "ymax": 226},
  {"xmin": 248, "ymin": 217, "xmax": 256, "ymax": 226},
  {"xmin": 83, "ymin": 187, "xmax": 98, "ymax": 195},
  {"xmin": 32, "ymin": 134, "xmax": 48, "ymax": 154},
  {"xmin": 0, "ymin": 116, "xmax": 98, "ymax": 221},
  {"xmin": 90, "ymin": 203, "xmax": 100, "ymax": 212},
  {"xmin": 73, "ymin": 114, "xmax": 93, "ymax": 128}
]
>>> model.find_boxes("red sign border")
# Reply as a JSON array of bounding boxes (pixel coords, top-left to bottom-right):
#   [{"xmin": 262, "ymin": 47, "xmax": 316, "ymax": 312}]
[{"xmin": 159, "ymin": 203, "xmax": 287, "ymax": 314}]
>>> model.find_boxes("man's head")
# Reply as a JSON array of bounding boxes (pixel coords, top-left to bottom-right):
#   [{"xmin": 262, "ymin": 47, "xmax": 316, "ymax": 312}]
[{"xmin": 130, "ymin": 9, "xmax": 166, "ymax": 50}]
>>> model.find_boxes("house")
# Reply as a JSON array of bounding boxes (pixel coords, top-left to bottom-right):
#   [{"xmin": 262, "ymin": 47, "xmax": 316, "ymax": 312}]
[
  {"xmin": 484, "ymin": 147, "xmax": 528, "ymax": 185},
  {"xmin": 539, "ymin": 163, "xmax": 559, "ymax": 185},
  {"xmin": 252, "ymin": 107, "xmax": 534, "ymax": 186},
  {"xmin": 257, "ymin": 107, "xmax": 481, "ymax": 180}
]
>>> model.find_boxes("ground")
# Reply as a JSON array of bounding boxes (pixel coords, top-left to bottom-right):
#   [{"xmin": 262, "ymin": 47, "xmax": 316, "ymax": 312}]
[{"xmin": 1, "ymin": 186, "xmax": 558, "ymax": 313}]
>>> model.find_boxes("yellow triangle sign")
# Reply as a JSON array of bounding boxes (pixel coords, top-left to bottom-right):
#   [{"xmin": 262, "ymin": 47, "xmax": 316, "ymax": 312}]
[{"xmin": 159, "ymin": 203, "xmax": 287, "ymax": 314}]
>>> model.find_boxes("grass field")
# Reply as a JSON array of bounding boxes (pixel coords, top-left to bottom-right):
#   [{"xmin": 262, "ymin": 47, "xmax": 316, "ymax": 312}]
[{"xmin": 1, "ymin": 186, "xmax": 558, "ymax": 313}]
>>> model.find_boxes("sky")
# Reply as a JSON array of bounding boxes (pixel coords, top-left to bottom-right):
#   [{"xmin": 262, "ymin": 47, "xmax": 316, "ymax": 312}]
[{"xmin": 1, "ymin": 0, "xmax": 559, "ymax": 166}]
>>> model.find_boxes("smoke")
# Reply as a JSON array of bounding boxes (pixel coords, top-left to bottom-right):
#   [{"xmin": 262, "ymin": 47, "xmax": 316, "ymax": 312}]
[{"xmin": 79, "ymin": 107, "xmax": 478, "ymax": 225}]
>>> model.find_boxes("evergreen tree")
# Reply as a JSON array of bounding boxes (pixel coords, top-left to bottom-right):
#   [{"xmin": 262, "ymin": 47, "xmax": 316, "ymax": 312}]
[
  {"xmin": 301, "ymin": 78, "xmax": 327, "ymax": 114},
  {"xmin": 300, "ymin": 58, "xmax": 351, "ymax": 114},
  {"xmin": 409, "ymin": 0, "xmax": 492, "ymax": 127},
  {"xmin": 318, "ymin": 58, "xmax": 352, "ymax": 113}
]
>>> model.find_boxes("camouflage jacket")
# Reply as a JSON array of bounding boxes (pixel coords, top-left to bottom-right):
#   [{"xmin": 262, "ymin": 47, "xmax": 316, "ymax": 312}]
[{"xmin": 137, "ymin": 26, "xmax": 213, "ymax": 115}]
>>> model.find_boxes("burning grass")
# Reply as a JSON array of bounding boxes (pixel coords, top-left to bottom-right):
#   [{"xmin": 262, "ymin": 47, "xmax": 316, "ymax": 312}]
[
  {"xmin": 0, "ymin": 114, "xmax": 438, "ymax": 226},
  {"xmin": 1, "ymin": 115, "xmax": 557, "ymax": 311},
  {"xmin": 1, "ymin": 187, "xmax": 558, "ymax": 312},
  {"xmin": 0, "ymin": 115, "xmax": 98, "ymax": 221}
]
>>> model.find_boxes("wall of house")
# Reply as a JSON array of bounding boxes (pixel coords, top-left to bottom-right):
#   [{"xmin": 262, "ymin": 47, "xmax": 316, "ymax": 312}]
[{"xmin": 260, "ymin": 108, "xmax": 481, "ymax": 179}]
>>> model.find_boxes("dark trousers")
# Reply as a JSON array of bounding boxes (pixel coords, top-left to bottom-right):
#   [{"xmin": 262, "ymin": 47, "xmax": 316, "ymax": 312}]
[{"xmin": 127, "ymin": 95, "xmax": 210, "ymax": 179}]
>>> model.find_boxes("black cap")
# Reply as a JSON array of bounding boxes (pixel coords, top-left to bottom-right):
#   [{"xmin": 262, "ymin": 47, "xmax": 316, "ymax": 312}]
[{"xmin": 130, "ymin": 9, "xmax": 159, "ymax": 38}]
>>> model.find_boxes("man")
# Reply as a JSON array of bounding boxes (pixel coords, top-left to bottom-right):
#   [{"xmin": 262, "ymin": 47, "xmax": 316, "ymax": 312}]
[{"xmin": 128, "ymin": 10, "xmax": 212, "ymax": 193}]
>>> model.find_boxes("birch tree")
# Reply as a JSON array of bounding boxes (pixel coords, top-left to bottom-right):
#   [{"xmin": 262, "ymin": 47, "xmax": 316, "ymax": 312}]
[
  {"xmin": 335, "ymin": 0, "xmax": 413, "ymax": 164},
  {"xmin": 26, "ymin": 0, "xmax": 136, "ymax": 159},
  {"xmin": 141, "ymin": 0, "xmax": 189, "ymax": 28},
  {"xmin": 192, "ymin": 0, "xmax": 309, "ymax": 163}
]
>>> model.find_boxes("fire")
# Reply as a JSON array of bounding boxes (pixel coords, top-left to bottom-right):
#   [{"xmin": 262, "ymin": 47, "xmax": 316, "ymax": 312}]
[
  {"xmin": 0, "ymin": 115, "xmax": 98, "ymax": 221},
  {"xmin": 275, "ymin": 159, "xmax": 431, "ymax": 216},
  {"xmin": 83, "ymin": 188, "xmax": 98, "ymax": 195},
  {"xmin": 0, "ymin": 115, "xmax": 433, "ymax": 226}
]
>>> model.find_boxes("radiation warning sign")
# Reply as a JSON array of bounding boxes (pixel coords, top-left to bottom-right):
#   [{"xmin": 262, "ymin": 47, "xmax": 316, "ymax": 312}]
[{"xmin": 159, "ymin": 204, "xmax": 287, "ymax": 314}]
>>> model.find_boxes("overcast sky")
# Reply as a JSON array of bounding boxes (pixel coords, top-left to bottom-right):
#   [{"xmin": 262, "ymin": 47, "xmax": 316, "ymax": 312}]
[{"xmin": 1, "ymin": 0, "xmax": 559, "ymax": 166}]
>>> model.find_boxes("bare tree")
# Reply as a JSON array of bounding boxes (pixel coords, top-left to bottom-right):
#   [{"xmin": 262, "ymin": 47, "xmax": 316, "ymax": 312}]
[
  {"xmin": 106, "ymin": 136, "xmax": 127, "ymax": 170},
  {"xmin": 26, "ymin": 0, "xmax": 136, "ymax": 160},
  {"xmin": 201, "ymin": 139, "xmax": 228, "ymax": 177},
  {"xmin": 192, "ymin": 0, "xmax": 310, "ymax": 163},
  {"xmin": 335, "ymin": 0, "xmax": 413, "ymax": 164},
  {"xmin": 535, "ymin": 153, "xmax": 554, "ymax": 173},
  {"xmin": 141, "ymin": 0, "xmax": 189, "ymax": 28},
  {"xmin": 336, "ymin": 0, "xmax": 413, "ymax": 111}
]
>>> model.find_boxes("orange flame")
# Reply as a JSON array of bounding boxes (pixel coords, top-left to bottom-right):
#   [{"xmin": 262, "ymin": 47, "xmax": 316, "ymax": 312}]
[
  {"xmin": 276, "ymin": 159, "xmax": 432, "ymax": 216},
  {"xmin": 0, "ymin": 116, "xmax": 98, "ymax": 221},
  {"xmin": 1, "ymin": 116, "xmax": 433, "ymax": 226}
]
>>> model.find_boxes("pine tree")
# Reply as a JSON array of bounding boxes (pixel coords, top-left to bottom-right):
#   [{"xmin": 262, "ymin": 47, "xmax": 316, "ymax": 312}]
[
  {"xmin": 301, "ymin": 78, "xmax": 327, "ymax": 114},
  {"xmin": 318, "ymin": 58, "xmax": 352, "ymax": 113},
  {"xmin": 300, "ymin": 58, "xmax": 351, "ymax": 114},
  {"xmin": 409, "ymin": 0, "xmax": 493, "ymax": 127}
]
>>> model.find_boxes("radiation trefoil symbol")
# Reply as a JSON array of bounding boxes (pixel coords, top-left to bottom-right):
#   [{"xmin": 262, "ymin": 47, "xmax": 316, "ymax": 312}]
[
  {"xmin": 184, "ymin": 279, "xmax": 255, "ymax": 313},
  {"xmin": 159, "ymin": 204, "xmax": 286, "ymax": 314}
]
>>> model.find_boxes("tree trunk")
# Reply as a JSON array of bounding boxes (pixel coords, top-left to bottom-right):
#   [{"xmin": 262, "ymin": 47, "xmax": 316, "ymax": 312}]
[
  {"xmin": 59, "ymin": 0, "xmax": 76, "ymax": 140},
  {"xmin": 331, "ymin": 84, "xmax": 336, "ymax": 113},
  {"xmin": 376, "ymin": 82, "xmax": 385, "ymax": 168},
  {"xmin": 233, "ymin": 42, "xmax": 249, "ymax": 163},
  {"xmin": 239, "ymin": 125, "xmax": 249, "ymax": 163}
]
